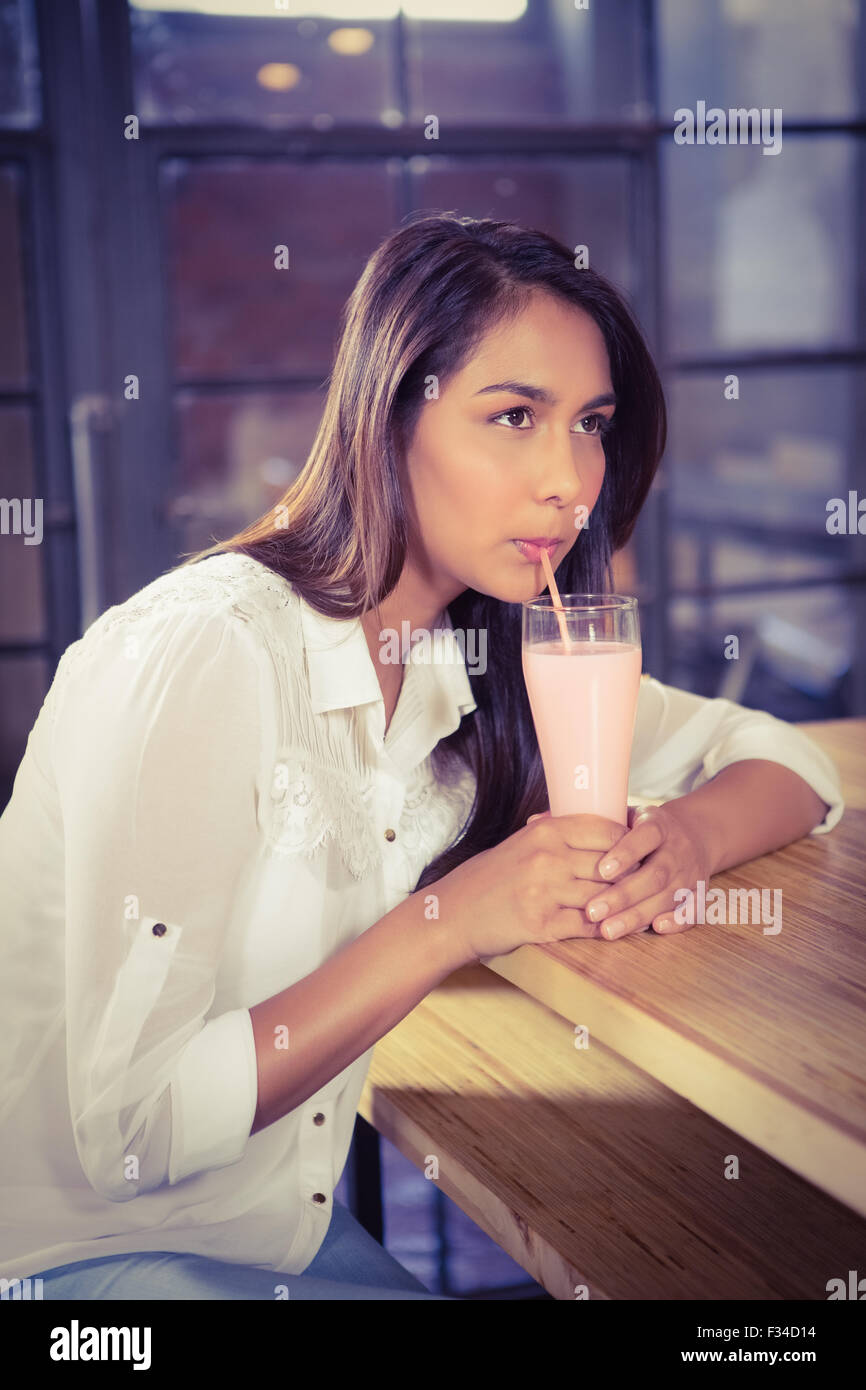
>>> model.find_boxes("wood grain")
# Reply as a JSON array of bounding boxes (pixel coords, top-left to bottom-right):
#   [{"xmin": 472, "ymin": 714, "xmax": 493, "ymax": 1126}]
[
  {"xmin": 360, "ymin": 962, "xmax": 866, "ymax": 1299},
  {"xmin": 483, "ymin": 720, "xmax": 866, "ymax": 1216}
]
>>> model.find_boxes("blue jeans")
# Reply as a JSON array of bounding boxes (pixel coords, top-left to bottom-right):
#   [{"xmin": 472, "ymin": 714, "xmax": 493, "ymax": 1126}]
[{"xmin": 30, "ymin": 1200, "xmax": 453, "ymax": 1300}]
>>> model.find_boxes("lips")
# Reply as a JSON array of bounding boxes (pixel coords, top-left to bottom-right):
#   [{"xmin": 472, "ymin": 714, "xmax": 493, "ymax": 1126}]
[{"xmin": 513, "ymin": 539, "xmax": 560, "ymax": 563}]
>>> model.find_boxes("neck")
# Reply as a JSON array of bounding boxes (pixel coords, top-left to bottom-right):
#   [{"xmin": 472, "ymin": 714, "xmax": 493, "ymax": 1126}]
[{"xmin": 359, "ymin": 560, "xmax": 464, "ymax": 667}]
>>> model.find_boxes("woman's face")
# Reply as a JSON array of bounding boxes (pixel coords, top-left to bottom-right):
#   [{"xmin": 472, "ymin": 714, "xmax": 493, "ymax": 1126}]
[{"xmin": 400, "ymin": 290, "xmax": 614, "ymax": 608}]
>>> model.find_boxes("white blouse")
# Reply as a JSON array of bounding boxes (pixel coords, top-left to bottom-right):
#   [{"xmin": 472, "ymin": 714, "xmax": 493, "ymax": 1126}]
[{"xmin": 0, "ymin": 552, "xmax": 845, "ymax": 1280}]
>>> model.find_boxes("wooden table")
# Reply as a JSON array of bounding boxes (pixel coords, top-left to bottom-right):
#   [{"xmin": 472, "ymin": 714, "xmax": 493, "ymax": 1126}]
[
  {"xmin": 359, "ymin": 718, "xmax": 866, "ymax": 1296},
  {"xmin": 359, "ymin": 962, "xmax": 866, "ymax": 1298},
  {"xmin": 483, "ymin": 720, "xmax": 866, "ymax": 1217}
]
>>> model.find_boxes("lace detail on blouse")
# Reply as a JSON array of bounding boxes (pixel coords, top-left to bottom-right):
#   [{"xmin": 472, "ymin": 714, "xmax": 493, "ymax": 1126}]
[
  {"xmin": 105, "ymin": 554, "xmax": 293, "ymax": 629},
  {"xmin": 45, "ymin": 549, "xmax": 479, "ymax": 881},
  {"xmin": 396, "ymin": 757, "xmax": 477, "ymax": 867},
  {"xmin": 265, "ymin": 749, "xmax": 477, "ymax": 883},
  {"xmin": 265, "ymin": 749, "xmax": 383, "ymax": 882},
  {"xmin": 47, "ymin": 552, "xmax": 293, "ymax": 728}
]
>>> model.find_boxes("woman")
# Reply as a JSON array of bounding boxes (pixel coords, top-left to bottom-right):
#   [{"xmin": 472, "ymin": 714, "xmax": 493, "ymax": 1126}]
[{"xmin": 0, "ymin": 213, "xmax": 844, "ymax": 1300}]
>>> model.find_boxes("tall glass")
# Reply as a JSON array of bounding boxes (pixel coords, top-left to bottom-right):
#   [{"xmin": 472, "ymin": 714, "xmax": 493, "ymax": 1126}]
[{"xmin": 521, "ymin": 595, "xmax": 642, "ymax": 826}]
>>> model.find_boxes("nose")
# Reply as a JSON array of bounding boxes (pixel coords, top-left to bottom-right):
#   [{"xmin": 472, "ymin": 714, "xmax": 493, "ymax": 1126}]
[{"xmin": 530, "ymin": 424, "xmax": 591, "ymax": 509}]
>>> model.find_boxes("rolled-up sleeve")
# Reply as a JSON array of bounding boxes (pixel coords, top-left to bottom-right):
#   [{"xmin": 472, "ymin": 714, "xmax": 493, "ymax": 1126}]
[
  {"xmin": 628, "ymin": 677, "xmax": 844, "ymax": 836},
  {"xmin": 51, "ymin": 601, "xmax": 267, "ymax": 1201}
]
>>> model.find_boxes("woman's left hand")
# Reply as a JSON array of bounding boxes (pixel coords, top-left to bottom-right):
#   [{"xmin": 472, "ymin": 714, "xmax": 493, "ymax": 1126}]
[{"xmin": 557, "ymin": 801, "xmax": 716, "ymax": 939}]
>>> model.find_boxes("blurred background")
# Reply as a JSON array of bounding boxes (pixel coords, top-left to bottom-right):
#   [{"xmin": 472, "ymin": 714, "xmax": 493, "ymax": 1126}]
[{"xmin": 1, "ymin": 0, "xmax": 865, "ymax": 1296}]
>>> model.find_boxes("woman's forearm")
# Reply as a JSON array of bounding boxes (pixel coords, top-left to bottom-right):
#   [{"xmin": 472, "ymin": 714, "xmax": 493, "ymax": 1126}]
[
  {"xmin": 248, "ymin": 893, "xmax": 472, "ymax": 1135},
  {"xmin": 668, "ymin": 759, "xmax": 831, "ymax": 877}
]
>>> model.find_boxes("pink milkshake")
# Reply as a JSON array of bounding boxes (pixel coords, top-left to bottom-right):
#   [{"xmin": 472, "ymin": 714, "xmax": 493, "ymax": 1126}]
[{"xmin": 522, "ymin": 638, "xmax": 642, "ymax": 824}]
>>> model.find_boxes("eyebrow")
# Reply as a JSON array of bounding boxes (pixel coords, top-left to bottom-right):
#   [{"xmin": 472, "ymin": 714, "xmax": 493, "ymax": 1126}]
[{"xmin": 472, "ymin": 381, "xmax": 617, "ymax": 412}]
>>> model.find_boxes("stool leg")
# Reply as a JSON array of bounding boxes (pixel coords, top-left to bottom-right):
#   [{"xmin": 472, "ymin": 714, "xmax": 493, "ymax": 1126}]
[{"xmin": 347, "ymin": 1113, "xmax": 384, "ymax": 1243}]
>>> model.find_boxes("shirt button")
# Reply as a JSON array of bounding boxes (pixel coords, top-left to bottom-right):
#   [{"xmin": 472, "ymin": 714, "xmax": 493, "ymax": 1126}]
[
  {"xmin": 152, "ymin": 922, "xmax": 167, "ymax": 937},
  {"xmin": 312, "ymin": 1192, "xmax": 327, "ymax": 1204},
  {"xmin": 384, "ymin": 828, "xmax": 396, "ymax": 841},
  {"xmin": 313, "ymin": 1112, "xmax": 325, "ymax": 1126}
]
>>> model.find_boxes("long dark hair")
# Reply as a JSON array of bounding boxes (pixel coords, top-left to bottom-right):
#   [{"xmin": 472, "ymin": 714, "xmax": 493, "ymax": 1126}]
[{"xmin": 177, "ymin": 212, "xmax": 666, "ymax": 893}]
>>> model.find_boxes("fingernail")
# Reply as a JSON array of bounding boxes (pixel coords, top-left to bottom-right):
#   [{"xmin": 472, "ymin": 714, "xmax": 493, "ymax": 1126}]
[
  {"xmin": 587, "ymin": 900, "xmax": 609, "ymax": 921},
  {"xmin": 599, "ymin": 858, "xmax": 620, "ymax": 877},
  {"xmin": 655, "ymin": 918, "xmax": 673, "ymax": 932},
  {"xmin": 603, "ymin": 919, "xmax": 626, "ymax": 939}
]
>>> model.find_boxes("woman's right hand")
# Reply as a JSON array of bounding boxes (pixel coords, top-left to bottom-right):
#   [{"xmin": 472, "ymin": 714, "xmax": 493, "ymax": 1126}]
[{"xmin": 432, "ymin": 812, "xmax": 633, "ymax": 962}]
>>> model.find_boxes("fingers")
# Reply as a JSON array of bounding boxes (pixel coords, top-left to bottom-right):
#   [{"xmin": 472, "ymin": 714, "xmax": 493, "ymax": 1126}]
[
  {"xmin": 544, "ymin": 862, "xmax": 678, "ymax": 943},
  {"xmin": 597, "ymin": 889, "xmax": 683, "ymax": 939},
  {"xmin": 651, "ymin": 911, "xmax": 691, "ymax": 935},
  {"xmin": 585, "ymin": 870, "xmax": 686, "ymax": 939},
  {"xmin": 586, "ymin": 848, "xmax": 671, "ymax": 913},
  {"xmin": 524, "ymin": 809, "xmax": 693, "ymax": 943},
  {"xmin": 549, "ymin": 905, "xmax": 601, "ymax": 940},
  {"xmin": 525, "ymin": 813, "xmax": 645, "ymax": 885},
  {"xmin": 552, "ymin": 812, "xmax": 630, "ymax": 854},
  {"xmin": 561, "ymin": 849, "xmax": 643, "ymax": 884},
  {"xmin": 595, "ymin": 808, "xmax": 665, "ymax": 881},
  {"xmin": 541, "ymin": 859, "xmax": 616, "ymax": 936},
  {"xmin": 525, "ymin": 811, "xmax": 630, "ymax": 856}
]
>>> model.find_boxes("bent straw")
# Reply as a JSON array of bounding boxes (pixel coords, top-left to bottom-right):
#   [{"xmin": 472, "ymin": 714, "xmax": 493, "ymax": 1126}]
[{"xmin": 540, "ymin": 548, "xmax": 573, "ymax": 651}]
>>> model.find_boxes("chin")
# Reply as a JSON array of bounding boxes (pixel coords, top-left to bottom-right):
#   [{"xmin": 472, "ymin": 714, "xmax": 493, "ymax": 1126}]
[{"xmin": 481, "ymin": 574, "xmax": 546, "ymax": 604}]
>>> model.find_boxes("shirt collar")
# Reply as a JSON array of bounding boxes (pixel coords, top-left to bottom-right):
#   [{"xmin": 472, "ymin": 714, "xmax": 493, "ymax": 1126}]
[{"xmin": 298, "ymin": 595, "xmax": 477, "ymax": 774}]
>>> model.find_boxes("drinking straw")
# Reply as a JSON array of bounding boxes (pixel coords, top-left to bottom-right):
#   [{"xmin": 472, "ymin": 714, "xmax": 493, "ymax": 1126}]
[{"xmin": 540, "ymin": 548, "xmax": 573, "ymax": 651}]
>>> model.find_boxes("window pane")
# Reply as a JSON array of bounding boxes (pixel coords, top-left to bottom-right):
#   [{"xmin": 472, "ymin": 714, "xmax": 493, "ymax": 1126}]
[
  {"xmin": 0, "ymin": 656, "xmax": 50, "ymax": 811},
  {"xmin": 411, "ymin": 156, "xmax": 636, "ymax": 297},
  {"xmin": 669, "ymin": 587, "xmax": 854, "ymax": 718},
  {"xmin": 161, "ymin": 159, "xmax": 400, "ymax": 380},
  {"xmin": 407, "ymin": 0, "xmax": 648, "ymax": 127},
  {"xmin": 0, "ymin": 406, "xmax": 44, "ymax": 642},
  {"xmin": 662, "ymin": 137, "xmax": 862, "ymax": 355},
  {"xmin": 0, "ymin": 0, "xmax": 41, "ymax": 130},
  {"xmin": 129, "ymin": 0, "xmax": 651, "ymax": 128},
  {"xmin": 165, "ymin": 387, "xmax": 325, "ymax": 558},
  {"xmin": 0, "ymin": 165, "xmax": 31, "ymax": 390},
  {"xmin": 129, "ymin": 2, "xmax": 396, "ymax": 126},
  {"xmin": 659, "ymin": 0, "xmax": 863, "ymax": 122},
  {"xmin": 666, "ymin": 367, "xmax": 863, "ymax": 590}
]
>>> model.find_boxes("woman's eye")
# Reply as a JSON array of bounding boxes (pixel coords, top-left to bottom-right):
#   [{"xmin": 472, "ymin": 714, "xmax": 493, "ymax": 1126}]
[
  {"xmin": 574, "ymin": 413, "xmax": 606, "ymax": 436},
  {"xmin": 491, "ymin": 407, "xmax": 613, "ymax": 435},
  {"xmin": 492, "ymin": 407, "xmax": 533, "ymax": 429}
]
